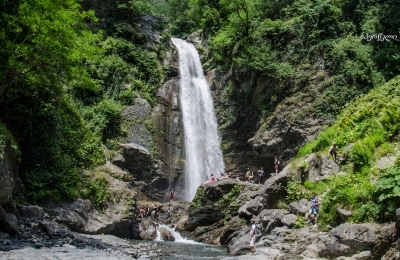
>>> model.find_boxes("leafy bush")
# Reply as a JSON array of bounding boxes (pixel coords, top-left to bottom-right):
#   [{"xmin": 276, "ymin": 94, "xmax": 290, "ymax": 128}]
[
  {"xmin": 82, "ymin": 99, "xmax": 123, "ymax": 142},
  {"xmin": 17, "ymin": 99, "xmax": 104, "ymax": 204},
  {"xmin": 374, "ymin": 167, "xmax": 400, "ymax": 219},
  {"xmin": 81, "ymin": 173, "xmax": 111, "ymax": 209},
  {"xmin": 286, "ymin": 181, "xmax": 310, "ymax": 203}
]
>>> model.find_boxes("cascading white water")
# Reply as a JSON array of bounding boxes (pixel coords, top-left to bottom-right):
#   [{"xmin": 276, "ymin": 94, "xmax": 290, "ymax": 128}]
[
  {"xmin": 171, "ymin": 38, "xmax": 225, "ymax": 201},
  {"xmin": 155, "ymin": 224, "xmax": 201, "ymax": 244}
]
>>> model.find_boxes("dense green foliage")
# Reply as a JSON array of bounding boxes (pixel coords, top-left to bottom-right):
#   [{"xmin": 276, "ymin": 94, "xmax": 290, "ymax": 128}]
[
  {"xmin": 168, "ymin": 0, "xmax": 399, "ymax": 121},
  {"xmin": 0, "ymin": 0, "xmax": 167, "ymax": 205},
  {"xmin": 290, "ymin": 77, "xmax": 400, "ymax": 227},
  {"xmin": 1, "ymin": 0, "xmax": 399, "ymax": 225}
]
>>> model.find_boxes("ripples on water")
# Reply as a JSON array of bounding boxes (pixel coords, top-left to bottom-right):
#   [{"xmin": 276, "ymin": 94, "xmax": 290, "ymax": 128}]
[{"xmin": 130, "ymin": 240, "xmax": 229, "ymax": 260}]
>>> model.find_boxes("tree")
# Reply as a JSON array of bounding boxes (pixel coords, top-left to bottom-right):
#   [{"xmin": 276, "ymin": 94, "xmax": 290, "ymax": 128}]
[{"xmin": 0, "ymin": 0, "xmax": 100, "ymax": 104}]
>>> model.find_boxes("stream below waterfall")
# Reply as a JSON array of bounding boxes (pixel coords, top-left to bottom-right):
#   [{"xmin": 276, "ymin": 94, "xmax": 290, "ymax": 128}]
[
  {"xmin": 129, "ymin": 240, "xmax": 229, "ymax": 259},
  {"xmin": 131, "ymin": 224, "xmax": 229, "ymax": 259}
]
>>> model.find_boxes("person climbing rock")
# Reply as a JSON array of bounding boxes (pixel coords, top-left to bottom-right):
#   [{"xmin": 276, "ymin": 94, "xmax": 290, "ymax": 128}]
[
  {"xmin": 329, "ymin": 143, "xmax": 338, "ymax": 162},
  {"xmin": 257, "ymin": 167, "xmax": 264, "ymax": 184}
]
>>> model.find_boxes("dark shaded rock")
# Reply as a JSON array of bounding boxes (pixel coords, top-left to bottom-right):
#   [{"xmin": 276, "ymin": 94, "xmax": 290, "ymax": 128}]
[
  {"xmin": 152, "ymin": 76, "xmax": 185, "ymax": 200},
  {"xmin": 34, "ymin": 242, "xmax": 44, "ymax": 249},
  {"xmin": 194, "ymin": 220, "xmax": 226, "ymax": 244},
  {"xmin": 19, "ymin": 205, "xmax": 45, "ymax": 219},
  {"xmin": 245, "ymin": 167, "xmax": 289, "ymax": 215},
  {"xmin": 238, "ymin": 203, "xmax": 253, "ymax": 218},
  {"xmin": 111, "ymin": 154, "xmax": 125, "ymax": 168},
  {"xmin": 39, "ymin": 220, "xmax": 58, "ymax": 237},
  {"xmin": 199, "ymin": 179, "xmax": 259, "ymax": 206},
  {"xmin": 50, "ymin": 199, "xmax": 138, "ymax": 239},
  {"xmin": 120, "ymin": 143, "xmax": 152, "ymax": 176},
  {"xmin": 184, "ymin": 205, "xmax": 223, "ymax": 231},
  {"xmin": 220, "ymin": 217, "xmax": 246, "ymax": 245},
  {"xmin": 226, "ymin": 225, "xmax": 254, "ymax": 255},
  {"xmin": 0, "ymin": 210, "xmax": 18, "ymax": 235},
  {"xmin": 0, "ymin": 136, "xmax": 23, "ymax": 205}
]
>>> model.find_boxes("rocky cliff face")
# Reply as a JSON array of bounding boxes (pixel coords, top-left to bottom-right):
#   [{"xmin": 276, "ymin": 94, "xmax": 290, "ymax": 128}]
[
  {"xmin": 109, "ymin": 39, "xmax": 185, "ymax": 202},
  {"xmin": 0, "ymin": 136, "xmax": 23, "ymax": 206},
  {"xmin": 187, "ymin": 31, "xmax": 330, "ymax": 178}
]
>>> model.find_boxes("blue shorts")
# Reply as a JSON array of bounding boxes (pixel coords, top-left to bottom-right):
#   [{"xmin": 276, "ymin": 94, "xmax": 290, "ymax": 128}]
[{"xmin": 309, "ymin": 207, "xmax": 319, "ymax": 215}]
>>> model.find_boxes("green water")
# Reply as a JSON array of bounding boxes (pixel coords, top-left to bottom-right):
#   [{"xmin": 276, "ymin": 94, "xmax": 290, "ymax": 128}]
[{"xmin": 131, "ymin": 240, "xmax": 229, "ymax": 259}]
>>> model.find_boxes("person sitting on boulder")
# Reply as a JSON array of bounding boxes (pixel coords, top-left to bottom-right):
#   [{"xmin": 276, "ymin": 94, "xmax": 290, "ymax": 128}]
[
  {"xmin": 220, "ymin": 172, "xmax": 230, "ymax": 180},
  {"xmin": 329, "ymin": 143, "xmax": 338, "ymax": 162},
  {"xmin": 203, "ymin": 174, "xmax": 216, "ymax": 184},
  {"xmin": 307, "ymin": 193, "xmax": 321, "ymax": 226}
]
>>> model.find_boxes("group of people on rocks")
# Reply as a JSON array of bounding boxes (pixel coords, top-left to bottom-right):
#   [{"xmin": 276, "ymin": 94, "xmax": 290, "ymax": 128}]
[
  {"xmin": 202, "ymin": 156, "xmax": 282, "ymax": 185},
  {"xmin": 139, "ymin": 204, "xmax": 160, "ymax": 220}
]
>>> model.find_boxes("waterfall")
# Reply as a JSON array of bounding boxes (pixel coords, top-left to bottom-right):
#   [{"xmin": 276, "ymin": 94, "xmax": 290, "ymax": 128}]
[{"xmin": 171, "ymin": 38, "xmax": 225, "ymax": 201}]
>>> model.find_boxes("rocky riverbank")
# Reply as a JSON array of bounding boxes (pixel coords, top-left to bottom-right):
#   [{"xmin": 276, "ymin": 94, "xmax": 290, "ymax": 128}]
[{"xmin": 0, "ymin": 203, "xmax": 169, "ymax": 259}]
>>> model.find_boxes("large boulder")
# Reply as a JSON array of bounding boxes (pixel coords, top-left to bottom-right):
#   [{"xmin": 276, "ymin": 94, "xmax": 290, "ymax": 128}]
[
  {"xmin": 288, "ymin": 201, "xmax": 309, "ymax": 215},
  {"xmin": 0, "ymin": 209, "xmax": 18, "ymax": 235},
  {"xmin": 220, "ymin": 217, "xmax": 247, "ymax": 245},
  {"xmin": 50, "ymin": 199, "xmax": 137, "ymax": 239},
  {"xmin": 281, "ymin": 214, "xmax": 297, "ymax": 228},
  {"xmin": 303, "ymin": 154, "xmax": 340, "ymax": 181},
  {"xmin": 330, "ymin": 224, "xmax": 375, "ymax": 252},
  {"xmin": 184, "ymin": 205, "xmax": 223, "ymax": 231},
  {"xmin": 139, "ymin": 219, "xmax": 158, "ymax": 240},
  {"xmin": 336, "ymin": 208, "xmax": 352, "ymax": 222},
  {"xmin": 258, "ymin": 209, "xmax": 286, "ymax": 235},
  {"xmin": 244, "ymin": 167, "xmax": 289, "ymax": 215},
  {"xmin": 19, "ymin": 205, "xmax": 45, "ymax": 219},
  {"xmin": 119, "ymin": 143, "xmax": 152, "ymax": 177}
]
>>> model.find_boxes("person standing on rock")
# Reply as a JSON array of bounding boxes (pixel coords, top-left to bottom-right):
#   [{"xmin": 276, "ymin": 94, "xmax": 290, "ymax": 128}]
[
  {"xmin": 257, "ymin": 167, "xmax": 264, "ymax": 184},
  {"xmin": 169, "ymin": 189, "xmax": 175, "ymax": 202},
  {"xmin": 167, "ymin": 206, "xmax": 171, "ymax": 218},
  {"xmin": 274, "ymin": 156, "xmax": 280, "ymax": 174},
  {"xmin": 249, "ymin": 219, "xmax": 256, "ymax": 254},
  {"xmin": 307, "ymin": 193, "xmax": 321, "ymax": 226},
  {"xmin": 245, "ymin": 168, "xmax": 253, "ymax": 183}
]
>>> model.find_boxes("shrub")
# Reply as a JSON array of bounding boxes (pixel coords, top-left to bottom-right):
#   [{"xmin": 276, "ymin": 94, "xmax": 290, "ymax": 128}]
[
  {"xmin": 374, "ymin": 167, "xmax": 400, "ymax": 220},
  {"xmin": 81, "ymin": 173, "xmax": 111, "ymax": 209},
  {"xmin": 82, "ymin": 99, "xmax": 123, "ymax": 141}
]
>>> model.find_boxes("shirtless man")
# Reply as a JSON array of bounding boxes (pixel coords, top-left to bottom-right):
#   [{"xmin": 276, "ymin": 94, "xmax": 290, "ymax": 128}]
[{"xmin": 329, "ymin": 144, "xmax": 338, "ymax": 162}]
